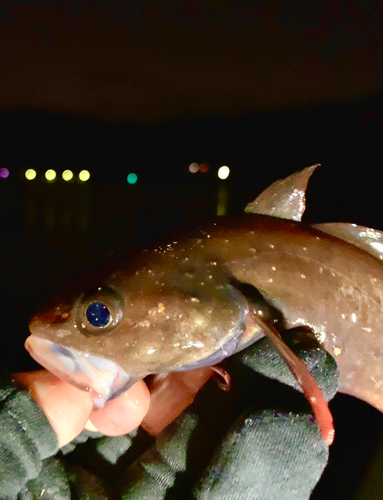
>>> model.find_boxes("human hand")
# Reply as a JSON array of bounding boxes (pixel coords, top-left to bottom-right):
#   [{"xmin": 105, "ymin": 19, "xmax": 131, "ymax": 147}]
[
  {"xmin": 14, "ymin": 366, "xmax": 213, "ymax": 447},
  {"xmin": 14, "ymin": 371, "xmax": 150, "ymax": 447}
]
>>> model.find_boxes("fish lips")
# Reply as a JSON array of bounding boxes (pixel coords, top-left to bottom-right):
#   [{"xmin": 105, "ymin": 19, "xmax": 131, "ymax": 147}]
[{"xmin": 25, "ymin": 336, "xmax": 134, "ymax": 408}]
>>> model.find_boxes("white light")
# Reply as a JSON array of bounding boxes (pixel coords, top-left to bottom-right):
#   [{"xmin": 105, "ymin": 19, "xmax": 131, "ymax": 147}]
[
  {"xmin": 218, "ymin": 166, "xmax": 230, "ymax": 180},
  {"xmin": 189, "ymin": 163, "xmax": 199, "ymax": 173}
]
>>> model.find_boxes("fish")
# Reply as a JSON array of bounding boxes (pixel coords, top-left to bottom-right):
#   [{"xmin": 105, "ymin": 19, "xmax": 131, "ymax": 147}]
[{"xmin": 25, "ymin": 165, "xmax": 383, "ymax": 446}]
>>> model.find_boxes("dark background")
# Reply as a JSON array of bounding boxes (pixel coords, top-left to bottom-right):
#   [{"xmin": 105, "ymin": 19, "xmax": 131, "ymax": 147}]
[{"xmin": 1, "ymin": 1, "xmax": 383, "ymax": 498}]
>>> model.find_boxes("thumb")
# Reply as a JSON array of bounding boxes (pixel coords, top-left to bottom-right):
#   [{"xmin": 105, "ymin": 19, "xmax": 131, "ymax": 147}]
[{"xmin": 15, "ymin": 370, "xmax": 93, "ymax": 447}]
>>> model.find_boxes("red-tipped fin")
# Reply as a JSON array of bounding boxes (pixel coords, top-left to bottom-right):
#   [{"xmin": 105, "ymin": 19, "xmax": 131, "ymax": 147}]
[{"xmin": 249, "ymin": 309, "xmax": 335, "ymax": 446}]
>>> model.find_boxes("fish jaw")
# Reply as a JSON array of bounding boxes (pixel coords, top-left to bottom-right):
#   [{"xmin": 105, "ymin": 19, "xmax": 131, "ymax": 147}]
[{"xmin": 25, "ymin": 336, "xmax": 134, "ymax": 408}]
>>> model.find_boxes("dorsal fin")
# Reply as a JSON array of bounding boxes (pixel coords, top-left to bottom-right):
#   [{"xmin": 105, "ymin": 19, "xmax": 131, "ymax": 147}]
[
  {"xmin": 313, "ymin": 223, "xmax": 383, "ymax": 262},
  {"xmin": 245, "ymin": 164, "xmax": 319, "ymax": 221}
]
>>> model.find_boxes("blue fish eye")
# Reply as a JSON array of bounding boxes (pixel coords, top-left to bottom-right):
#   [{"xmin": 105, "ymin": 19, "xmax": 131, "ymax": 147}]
[
  {"xmin": 86, "ymin": 301, "xmax": 111, "ymax": 328},
  {"xmin": 79, "ymin": 286, "xmax": 123, "ymax": 335}
]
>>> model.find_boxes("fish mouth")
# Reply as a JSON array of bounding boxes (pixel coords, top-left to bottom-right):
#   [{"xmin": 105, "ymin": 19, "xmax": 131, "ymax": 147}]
[{"xmin": 25, "ymin": 336, "xmax": 134, "ymax": 408}]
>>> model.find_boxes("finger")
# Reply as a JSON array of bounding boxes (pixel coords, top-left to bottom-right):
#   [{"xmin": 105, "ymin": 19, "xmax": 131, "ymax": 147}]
[
  {"xmin": 141, "ymin": 367, "xmax": 213, "ymax": 436},
  {"xmin": 88, "ymin": 380, "xmax": 150, "ymax": 436},
  {"xmin": 15, "ymin": 370, "xmax": 93, "ymax": 447}
]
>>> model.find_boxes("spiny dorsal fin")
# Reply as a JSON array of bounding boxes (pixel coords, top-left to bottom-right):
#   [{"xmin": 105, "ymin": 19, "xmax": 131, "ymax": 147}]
[
  {"xmin": 245, "ymin": 164, "xmax": 319, "ymax": 221},
  {"xmin": 313, "ymin": 223, "xmax": 383, "ymax": 262}
]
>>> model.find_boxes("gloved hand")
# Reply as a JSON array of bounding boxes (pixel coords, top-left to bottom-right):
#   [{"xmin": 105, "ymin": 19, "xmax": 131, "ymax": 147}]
[{"xmin": 113, "ymin": 329, "xmax": 339, "ymax": 500}]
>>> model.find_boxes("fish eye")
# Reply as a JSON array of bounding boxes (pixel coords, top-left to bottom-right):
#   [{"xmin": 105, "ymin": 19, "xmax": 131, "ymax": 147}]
[
  {"xmin": 78, "ymin": 286, "xmax": 123, "ymax": 335},
  {"xmin": 86, "ymin": 301, "xmax": 111, "ymax": 328}
]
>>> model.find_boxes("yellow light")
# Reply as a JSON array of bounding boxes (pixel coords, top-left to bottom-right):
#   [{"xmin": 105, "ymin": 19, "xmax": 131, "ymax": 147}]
[
  {"xmin": 218, "ymin": 166, "xmax": 230, "ymax": 180},
  {"xmin": 45, "ymin": 169, "xmax": 56, "ymax": 181},
  {"xmin": 25, "ymin": 169, "xmax": 37, "ymax": 180},
  {"xmin": 62, "ymin": 170, "xmax": 73, "ymax": 181},
  {"xmin": 79, "ymin": 170, "xmax": 90, "ymax": 182}
]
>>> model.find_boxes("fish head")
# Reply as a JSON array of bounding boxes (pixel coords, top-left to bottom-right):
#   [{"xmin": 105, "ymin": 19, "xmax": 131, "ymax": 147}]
[{"xmin": 26, "ymin": 246, "xmax": 249, "ymax": 407}]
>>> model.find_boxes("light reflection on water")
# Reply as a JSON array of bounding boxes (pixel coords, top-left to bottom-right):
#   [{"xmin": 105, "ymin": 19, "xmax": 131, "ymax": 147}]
[
  {"xmin": 16, "ymin": 175, "xmax": 230, "ymax": 238},
  {"xmin": 23, "ymin": 181, "xmax": 91, "ymax": 232}
]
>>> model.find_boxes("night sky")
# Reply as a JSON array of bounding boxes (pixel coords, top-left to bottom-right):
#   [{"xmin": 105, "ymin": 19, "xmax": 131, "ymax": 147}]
[{"xmin": 0, "ymin": 1, "xmax": 382, "ymax": 122}]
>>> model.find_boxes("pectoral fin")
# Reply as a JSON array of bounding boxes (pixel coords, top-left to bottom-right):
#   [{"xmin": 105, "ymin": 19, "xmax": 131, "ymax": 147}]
[{"xmin": 247, "ymin": 308, "xmax": 335, "ymax": 445}]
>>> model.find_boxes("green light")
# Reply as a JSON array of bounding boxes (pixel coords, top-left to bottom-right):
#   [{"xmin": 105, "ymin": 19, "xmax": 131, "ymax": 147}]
[
  {"xmin": 62, "ymin": 170, "xmax": 73, "ymax": 181},
  {"xmin": 79, "ymin": 170, "xmax": 90, "ymax": 182},
  {"xmin": 45, "ymin": 169, "xmax": 56, "ymax": 181},
  {"xmin": 25, "ymin": 169, "xmax": 37, "ymax": 180},
  {"xmin": 127, "ymin": 173, "xmax": 138, "ymax": 184}
]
